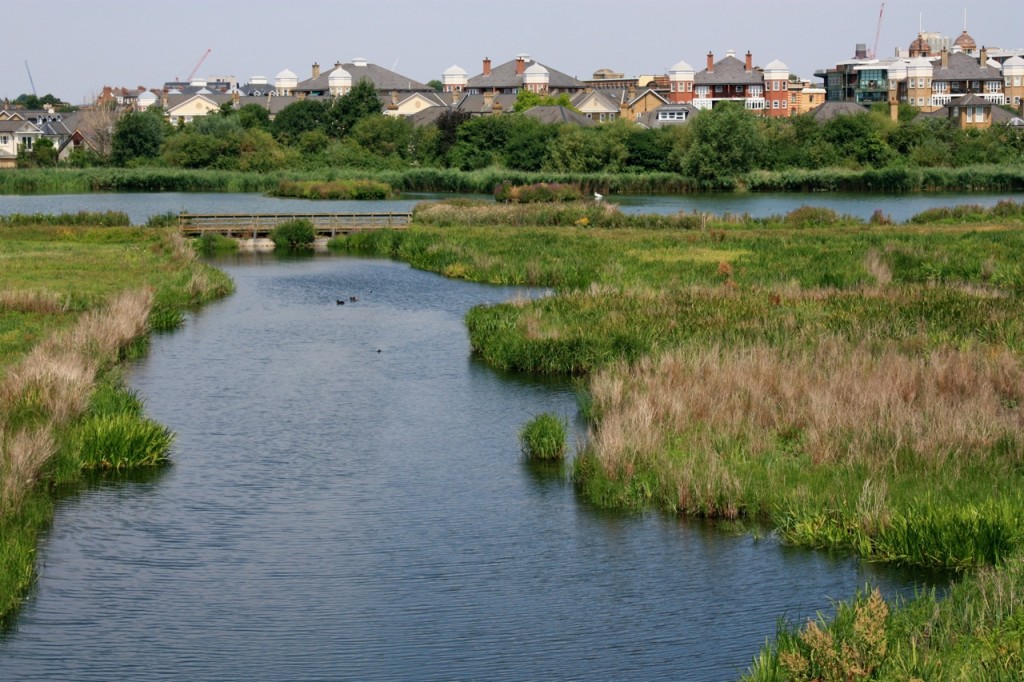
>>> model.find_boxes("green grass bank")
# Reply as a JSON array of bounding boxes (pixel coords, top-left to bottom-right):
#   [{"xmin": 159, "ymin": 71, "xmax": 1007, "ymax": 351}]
[{"xmin": 0, "ymin": 218, "xmax": 233, "ymax": 626}]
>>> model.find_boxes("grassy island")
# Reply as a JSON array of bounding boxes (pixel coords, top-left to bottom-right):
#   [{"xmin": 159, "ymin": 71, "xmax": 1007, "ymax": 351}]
[
  {"xmin": 0, "ymin": 215, "xmax": 232, "ymax": 626},
  {"xmin": 335, "ymin": 198, "xmax": 1024, "ymax": 679}
]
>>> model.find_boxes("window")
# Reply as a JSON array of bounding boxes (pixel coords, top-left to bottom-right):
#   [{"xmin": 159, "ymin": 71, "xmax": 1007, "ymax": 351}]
[
  {"xmin": 966, "ymin": 107, "xmax": 974, "ymax": 123},
  {"xmin": 772, "ymin": 100, "xmax": 779, "ymax": 109},
  {"xmin": 782, "ymin": 100, "xmax": 787, "ymax": 108},
  {"xmin": 1016, "ymin": 77, "xmax": 1022, "ymax": 87},
  {"xmin": 975, "ymin": 107, "xmax": 985, "ymax": 123},
  {"xmin": 783, "ymin": 81, "xmax": 788, "ymax": 90},
  {"xmin": 0, "ymin": 135, "xmax": 7, "ymax": 145},
  {"xmin": 20, "ymin": 136, "xmax": 33, "ymax": 150},
  {"xmin": 658, "ymin": 110, "xmax": 687, "ymax": 121},
  {"xmin": 736, "ymin": 85, "xmax": 744, "ymax": 93},
  {"xmin": 715, "ymin": 85, "xmax": 723, "ymax": 93}
]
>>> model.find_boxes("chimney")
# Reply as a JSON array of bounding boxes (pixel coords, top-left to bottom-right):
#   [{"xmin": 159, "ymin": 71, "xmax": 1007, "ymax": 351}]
[
  {"xmin": 980, "ymin": 46, "xmax": 988, "ymax": 65},
  {"xmin": 890, "ymin": 98, "xmax": 899, "ymax": 122},
  {"xmin": 745, "ymin": 51, "xmax": 753, "ymax": 72},
  {"xmin": 483, "ymin": 90, "xmax": 494, "ymax": 108},
  {"xmin": 707, "ymin": 52, "xmax": 714, "ymax": 72},
  {"xmin": 335, "ymin": 62, "xmax": 343, "ymax": 69},
  {"xmin": 390, "ymin": 90, "xmax": 399, "ymax": 106},
  {"xmin": 628, "ymin": 84, "xmax": 636, "ymax": 101},
  {"xmin": 312, "ymin": 62, "xmax": 320, "ymax": 79},
  {"xmin": 516, "ymin": 57, "xmax": 526, "ymax": 75},
  {"xmin": 451, "ymin": 90, "xmax": 460, "ymax": 105},
  {"xmin": 483, "ymin": 57, "xmax": 491, "ymax": 76},
  {"xmin": 941, "ymin": 48, "xmax": 949, "ymax": 69},
  {"xmin": 232, "ymin": 90, "xmax": 239, "ymax": 106}
]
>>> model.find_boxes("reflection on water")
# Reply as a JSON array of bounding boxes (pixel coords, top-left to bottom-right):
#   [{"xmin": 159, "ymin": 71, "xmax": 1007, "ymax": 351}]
[
  {"xmin": 0, "ymin": 252, "xmax": 947, "ymax": 681},
  {"xmin": 0, "ymin": 190, "xmax": 1019, "ymax": 224}
]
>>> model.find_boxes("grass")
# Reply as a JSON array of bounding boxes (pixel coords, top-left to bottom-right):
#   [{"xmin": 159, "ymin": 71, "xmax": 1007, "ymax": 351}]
[
  {"xmin": 336, "ymin": 198, "xmax": 1024, "ymax": 678},
  {"xmin": 520, "ymin": 412, "xmax": 568, "ymax": 461},
  {"xmin": 0, "ymin": 220, "xmax": 233, "ymax": 626}
]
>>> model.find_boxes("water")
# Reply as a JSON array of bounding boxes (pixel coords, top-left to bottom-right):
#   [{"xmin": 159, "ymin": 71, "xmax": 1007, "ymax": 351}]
[
  {"xmin": 0, "ymin": 189, "xmax": 1020, "ymax": 224},
  {"xmin": 0, "ymin": 253, "xmax": 943, "ymax": 681}
]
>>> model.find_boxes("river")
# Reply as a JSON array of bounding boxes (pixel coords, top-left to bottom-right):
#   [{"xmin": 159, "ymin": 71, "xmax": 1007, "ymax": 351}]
[
  {"xmin": 0, "ymin": 189, "xmax": 1020, "ymax": 224},
  {"xmin": 0, "ymin": 250, "xmax": 943, "ymax": 681}
]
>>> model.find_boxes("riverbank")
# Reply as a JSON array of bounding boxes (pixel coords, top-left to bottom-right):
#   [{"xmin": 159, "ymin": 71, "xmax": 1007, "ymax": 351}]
[
  {"xmin": 337, "ymin": 200, "xmax": 1024, "ymax": 678},
  {"xmin": 0, "ymin": 219, "xmax": 233, "ymax": 625},
  {"xmin": 2, "ymin": 164, "xmax": 1024, "ymax": 196}
]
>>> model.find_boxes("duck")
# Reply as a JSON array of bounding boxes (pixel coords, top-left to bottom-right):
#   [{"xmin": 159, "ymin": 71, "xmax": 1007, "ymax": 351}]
[{"xmin": 336, "ymin": 299, "xmax": 345, "ymax": 305}]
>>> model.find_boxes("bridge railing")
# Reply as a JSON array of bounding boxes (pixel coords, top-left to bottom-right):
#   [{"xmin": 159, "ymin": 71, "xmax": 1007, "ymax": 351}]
[{"xmin": 178, "ymin": 212, "xmax": 412, "ymax": 237}]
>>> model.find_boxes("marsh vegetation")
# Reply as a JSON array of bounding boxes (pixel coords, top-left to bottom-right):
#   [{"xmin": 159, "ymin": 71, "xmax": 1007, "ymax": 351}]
[
  {"xmin": 0, "ymin": 218, "xmax": 232, "ymax": 625},
  {"xmin": 337, "ymin": 198, "xmax": 1024, "ymax": 678}
]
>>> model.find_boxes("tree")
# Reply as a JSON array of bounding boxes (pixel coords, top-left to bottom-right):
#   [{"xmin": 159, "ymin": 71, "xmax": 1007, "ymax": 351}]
[
  {"xmin": 79, "ymin": 101, "xmax": 120, "ymax": 157},
  {"xmin": 680, "ymin": 103, "xmax": 766, "ymax": 185},
  {"xmin": 236, "ymin": 104, "xmax": 270, "ymax": 130},
  {"xmin": 111, "ymin": 110, "xmax": 167, "ymax": 166},
  {"xmin": 272, "ymin": 99, "xmax": 328, "ymax": 145},
  {"xmin": 427, "ymin": 79, "xmax": 443, "ymax": 93},
  {"xmin": 513, "ymin": 90, "xmax": 576, "ymax": 113},
  {"xmin": 326, "ymin": 79, "xmax": 384, "ymax": 138},
  {"xmin": 351, "ymin": 115, "xmax": 414, "ymax": 159}
]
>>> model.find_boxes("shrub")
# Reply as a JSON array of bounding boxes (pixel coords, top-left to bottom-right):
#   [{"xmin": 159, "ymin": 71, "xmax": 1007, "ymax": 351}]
[
  {"xmin": 784, "ymin": 205, "xmax": 842, "ymax": 228},
  {"xmin": 196, "ymin": 233, "xmax": 240, "ymax": 254},
  {"xmin": 520, "ymin": 412, "xmax": 568, "ymax": 461},
  {"xmin": 271, "ymin": 219, "xmax": 316, "ymax": 249},
  {"xmin": 494, "ymin": 182, "xmax": 584, "ymax": 203}
]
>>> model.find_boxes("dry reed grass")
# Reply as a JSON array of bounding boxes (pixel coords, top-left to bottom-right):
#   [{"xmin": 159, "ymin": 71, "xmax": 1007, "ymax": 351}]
[
  {"xmin": 0, "ymin": 288, "xmax": 154, "ymax": 513},
  {"xmin": 588, "ymin": 340, "xmax": 1024, "ymax": 485},
  {"xmin": 0, "ymin": 290, "xmax": 70, "ymax": 314},
  {"xmin": 0, "ymin": 426, "xmax": 56, "ymax": 513}
]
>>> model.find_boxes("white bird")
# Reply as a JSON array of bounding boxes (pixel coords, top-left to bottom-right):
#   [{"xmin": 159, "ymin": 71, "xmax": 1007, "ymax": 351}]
[{"xmin": 594, "ymin": 192, "xmax": 603, "ymax": 202}]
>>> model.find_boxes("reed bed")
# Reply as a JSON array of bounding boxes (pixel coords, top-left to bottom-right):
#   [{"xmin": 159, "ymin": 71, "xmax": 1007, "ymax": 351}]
[
  {"xmin": 0, "ymin": 220, "xmax": 234, "ymax": 625},
  {"xmin": 269, "ymin": 178, "xmax": 393, "ymax": 200},
  {"xmin": 6, "ymin": 165, "xmax": 1024, "ymax": 197}
]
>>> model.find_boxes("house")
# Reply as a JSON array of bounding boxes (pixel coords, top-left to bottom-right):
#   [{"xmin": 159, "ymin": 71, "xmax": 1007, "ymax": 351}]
[
  {"xmin": 0, "ymin": 120, "xmax": 42, "ymax": 168},
  {"xmin": 164, "ymin": 93, "xmax": 232, "ymax": 126},
  {"xmin": 571, "ymin": 87, "xmax": 669, "ymax": 123},
  {"xmin": 916, "ymin": 93, "xmax": 1019, "ymax": 129},
  {"xmin": 464, "ymin": 55, "xmax": 587, "ymax": 96},
  {"xmin": 636, "ymin": 103, "xmax": 694, "ymax": 128},
  {"xmin": 289, "ymin": 59, "xmax": 440, "ymax": 117},
  {"xmin": 668, "ymin": 50, "xmax": 792, "ymax": 117},
  {"xmin": 788, "ymin": 80, "xmax": 827, "ymax": 115},
  {"xmin": 926, "ymin": 48, "xmax": 1006, "ymax": 109}
]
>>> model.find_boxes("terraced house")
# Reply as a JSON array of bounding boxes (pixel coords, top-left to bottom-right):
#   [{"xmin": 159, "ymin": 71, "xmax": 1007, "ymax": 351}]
[{"xmin": 666, "ymin": 50, "xmax": 792, "ymax": 117}]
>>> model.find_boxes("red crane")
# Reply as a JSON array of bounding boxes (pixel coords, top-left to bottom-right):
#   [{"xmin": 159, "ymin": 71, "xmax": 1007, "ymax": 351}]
[{"xmin": 177, "ymin": 48, "xmax": 212, "ymax": 82}]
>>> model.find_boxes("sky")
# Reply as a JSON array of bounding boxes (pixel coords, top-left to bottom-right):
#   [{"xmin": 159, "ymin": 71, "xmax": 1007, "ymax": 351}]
[{"xmin": 4, "ymin": 0, "xmax": 1022, "ymax": 105}]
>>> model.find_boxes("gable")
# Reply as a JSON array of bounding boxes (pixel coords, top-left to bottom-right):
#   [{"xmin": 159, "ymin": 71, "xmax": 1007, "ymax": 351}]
[
  {"xmin": 166, "ymin": 95, "xmax": 222, "ymax": 117},
  {"xmin": 392, "ymin": 92, "xmax": 441, "ymax": 116}
]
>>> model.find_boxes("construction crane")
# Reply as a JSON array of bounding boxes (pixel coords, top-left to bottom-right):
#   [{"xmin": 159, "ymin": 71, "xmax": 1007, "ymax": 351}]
[
  {"xmin": 24, "ymin": 61, "xmax": 37, "ymax": 97},
  {"xmin": 177, "ymin": 48, "xmax": 212, "ymax": 82},
  {"xmin": 870, "ymin": 2, "xmax": 886, "ymax": 59}
]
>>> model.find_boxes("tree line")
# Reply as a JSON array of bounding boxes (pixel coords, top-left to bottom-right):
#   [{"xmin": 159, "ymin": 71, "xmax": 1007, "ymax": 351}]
[{"xmin": 22, "ymin": 81, "xmax": 1024, "ymax": 184}]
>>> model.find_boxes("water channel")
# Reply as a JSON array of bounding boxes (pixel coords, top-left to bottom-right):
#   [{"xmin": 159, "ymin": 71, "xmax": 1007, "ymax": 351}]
[
  {"xmin": 0, "ymin": 189, "xmax": 1021, "ymax": 224},
  {"xmin": 0, "ymin": 240, "xmax": 946, "ymax": 679}
]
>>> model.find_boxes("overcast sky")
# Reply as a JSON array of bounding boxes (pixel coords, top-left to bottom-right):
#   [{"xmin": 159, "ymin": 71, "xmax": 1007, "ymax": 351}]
[{"xmin": 4, "ymin": 0, "xmax": 1021, "ymax": 104}]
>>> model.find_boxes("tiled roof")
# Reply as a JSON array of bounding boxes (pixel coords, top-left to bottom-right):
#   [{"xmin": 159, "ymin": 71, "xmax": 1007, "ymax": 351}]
[
  {"xmin": 806, "ymin": 101, "xmax": 870, "ymax": 121},
  {"xmin": 294, "ymin": 62, "xmax": 434, "ymax": 93},
  {"xmin": 467, "ymin": 58, "xmax": 584, "ymax": 91},
  {"xmin": 695, "ymin": 55, "xmax": 764, "ymax": 85},
  {"xmin": 933, "ymin": 52, "xmax": 1002, "ymax": 82},
  {"xmin": 522, "ymin": 105, "xmax": 595, "ymax": 126}
]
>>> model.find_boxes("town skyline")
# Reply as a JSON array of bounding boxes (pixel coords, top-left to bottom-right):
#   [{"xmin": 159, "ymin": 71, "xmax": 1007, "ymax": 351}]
[{"xmin": 4, "ymin": 0, "xmax": 1022, "ymax": 105}]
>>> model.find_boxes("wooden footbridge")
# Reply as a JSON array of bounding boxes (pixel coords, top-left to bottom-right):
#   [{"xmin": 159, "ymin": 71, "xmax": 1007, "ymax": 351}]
[{"xmin": 178, "ymin": 212, "xmax": 412, "ymax": 238}]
